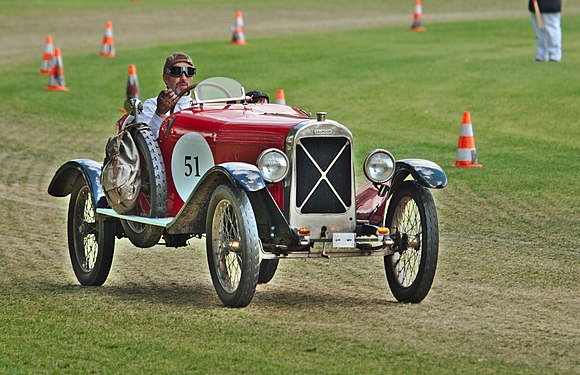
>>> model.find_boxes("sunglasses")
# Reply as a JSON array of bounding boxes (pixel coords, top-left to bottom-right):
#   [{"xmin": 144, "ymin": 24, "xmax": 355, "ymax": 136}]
[{"xmin": 165, "ymin": 66, "xmax": 196, "ymax": 77}]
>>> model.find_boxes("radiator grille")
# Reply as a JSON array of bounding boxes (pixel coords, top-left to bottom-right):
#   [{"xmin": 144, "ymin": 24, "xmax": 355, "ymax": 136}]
[{"xmin": 295, "ymin": 137, "xmax": 351, "ymax": 213}]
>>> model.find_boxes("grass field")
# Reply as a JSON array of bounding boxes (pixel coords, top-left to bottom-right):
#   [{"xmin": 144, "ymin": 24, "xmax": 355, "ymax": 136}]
[{"xmin": 0, "ymin": 1, "xmax": 579, "ymax": 373}]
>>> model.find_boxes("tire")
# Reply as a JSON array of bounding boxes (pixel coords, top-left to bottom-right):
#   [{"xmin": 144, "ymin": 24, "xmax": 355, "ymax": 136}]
[
  {"xmin": 68, "ymin": 177, "xmax": 115, "ymax": 286},
  {"xmin": 206, "ymin": 185, "xmax": 260, "ymax": 307},
  {"xmin": 384, "ymin": 181, "xmax": 439, "ymax": 303},
  {"xmin": 258, "ymin": 259, "xmax": 279, "ymax": 284},
  {"xmin": 121, "ymin": 126, "xmax": 167, "ymax": 248}
]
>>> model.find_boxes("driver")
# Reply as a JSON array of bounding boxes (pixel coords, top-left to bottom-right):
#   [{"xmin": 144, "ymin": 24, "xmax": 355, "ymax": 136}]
[
  {"xmin": 141, "ymin": 51, "xmax": 270, "ymax": 139},
  {"xmin": 141, "ymin": 52, "xmax": 196, "ymax": 139}
]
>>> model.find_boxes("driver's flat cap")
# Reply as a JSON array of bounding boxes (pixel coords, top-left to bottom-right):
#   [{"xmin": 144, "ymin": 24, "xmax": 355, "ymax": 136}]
[{"xmin": 163, "ymin": 52, "xmax": 194, "ymax": 71}]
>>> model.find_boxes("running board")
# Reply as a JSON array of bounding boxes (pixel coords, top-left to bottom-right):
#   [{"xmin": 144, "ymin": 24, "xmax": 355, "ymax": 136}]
[{"xmin": 96, "ymin": 208, "xmax": 175, "ymax": 228}]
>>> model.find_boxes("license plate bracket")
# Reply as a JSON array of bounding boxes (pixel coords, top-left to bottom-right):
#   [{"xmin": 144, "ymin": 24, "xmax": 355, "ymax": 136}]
[{"xmin": 332, "ymin": 233, "xmax": 355, "ymax": 248}]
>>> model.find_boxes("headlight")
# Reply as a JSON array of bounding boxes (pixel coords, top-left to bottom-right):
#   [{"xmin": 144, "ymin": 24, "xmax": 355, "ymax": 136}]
[
  {"xmin": 257, "ymin": 148, "xmax": 289, "ymax": 183},
  {"xmin": 363, "ymin": 149, "xmax": 396, "ymax": 183}
]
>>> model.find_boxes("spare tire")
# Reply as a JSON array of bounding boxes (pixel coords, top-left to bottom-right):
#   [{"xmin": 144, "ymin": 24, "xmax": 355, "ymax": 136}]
[{"xmin": 121, "ymin": 125, "xmax": 167, "ymax": 248}]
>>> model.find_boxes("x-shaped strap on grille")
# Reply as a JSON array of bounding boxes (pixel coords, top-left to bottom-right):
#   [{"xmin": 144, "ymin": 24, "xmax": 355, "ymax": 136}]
[{"xmin": 297, "ymin": 138, "xmax": 350, "ymax": 211}]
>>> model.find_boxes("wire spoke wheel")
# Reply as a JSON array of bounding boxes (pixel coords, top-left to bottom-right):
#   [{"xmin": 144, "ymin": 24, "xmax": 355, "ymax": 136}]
[
  {"xmin": 206, "ymin": 185, "xmax": 260, "ymax": 308},
  {"xmin": 385, "ymin": 181, "xmax": 439, "ymax": 303},
  {"xmin": 391, "ymin": 195, "xmax": 422, "ymax": 287},
  {"xmin": 213, "ymin": 201, "xmax": 243, "ymax": 293},
  {"xmin": 75, "ymin": 186, "xmax": 98, "ymax": 272},
  {"xmin": 68, "ymin": 178, "xmax": 115, "ymax": 286}
]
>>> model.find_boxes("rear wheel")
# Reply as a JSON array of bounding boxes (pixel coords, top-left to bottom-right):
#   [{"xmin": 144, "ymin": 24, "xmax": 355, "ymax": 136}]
[
  {"xmin": 384, "ymin": 181, "xmax": 438, "ymax": 303},
  {"xmin": 258, "ymin": 259, "xmax": 279, "ymax": 284},
  {"xmin": 206, "ymin": 185, "xmax": 260, "ymax": 308},
  {"xmin": 68, "ymin": 177, "xmax": 115, "ymax": 286},
  {"xmin": 121, "ymin": 126, "xmax": 167, "ymax": 248}
]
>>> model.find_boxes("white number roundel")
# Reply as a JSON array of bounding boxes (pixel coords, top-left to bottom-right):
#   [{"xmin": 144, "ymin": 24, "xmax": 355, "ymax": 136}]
[{"xmin": 171, "ymin": 132, "xmax": 215, "ymax": 201}]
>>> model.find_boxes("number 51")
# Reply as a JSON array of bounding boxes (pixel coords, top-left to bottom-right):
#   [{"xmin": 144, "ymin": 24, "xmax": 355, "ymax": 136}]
[{"xmin": 184, "ymin": 156, "xmax": 200, "ymax": 177}]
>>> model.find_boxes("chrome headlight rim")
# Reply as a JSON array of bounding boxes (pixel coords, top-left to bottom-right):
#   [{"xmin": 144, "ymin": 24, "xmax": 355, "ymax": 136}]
[
  {"xmin": 257, "ymin": 148, "xmax": 289, "ymax": 183},
  {"xmin": 363, "ymin": 149, "xmax": 396, "ymax": 184}
]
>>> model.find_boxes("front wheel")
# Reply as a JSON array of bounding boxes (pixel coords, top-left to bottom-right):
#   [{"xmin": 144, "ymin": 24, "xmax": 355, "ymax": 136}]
[
  {"xmin": 206, "ymin": 185, "xmax": 260, "ymax": 307},
  {"xmin": 384, "ymin": 181, "xmax": 439, "ymax": 303},
  {"xmin": 68, "ymin": 177, "xmax": 115, "ymax": 286}
]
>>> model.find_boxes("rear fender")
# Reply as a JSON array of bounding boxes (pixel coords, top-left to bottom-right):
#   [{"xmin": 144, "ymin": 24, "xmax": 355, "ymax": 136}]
[{"xmin": 47, "ymin": 159, "xmax": 106, "ymax": 207}]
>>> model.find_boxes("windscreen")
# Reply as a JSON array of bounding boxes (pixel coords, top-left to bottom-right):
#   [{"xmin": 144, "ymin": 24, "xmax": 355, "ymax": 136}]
[{"xmin": 193, "ymin": 77, "xmax": 245, "ymax": 102}]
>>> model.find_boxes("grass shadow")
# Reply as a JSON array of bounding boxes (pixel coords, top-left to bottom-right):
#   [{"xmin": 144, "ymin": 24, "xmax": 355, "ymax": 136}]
[
  {"xmin": 32, "ymin": 278, "xmax": 399, "ymax": 311},
  {"xmin": 254, "ymin": 284, "xmax": 399, "ymax": 309},
  {"xmin": 38, "ymin": 280, "xmax": 220, "ymax": 308}
]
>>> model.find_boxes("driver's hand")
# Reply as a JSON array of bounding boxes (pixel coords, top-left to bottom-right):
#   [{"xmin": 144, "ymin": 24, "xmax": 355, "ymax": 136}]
[{"xmin": 155, "ymin": 89, "xmax": 178, "ymax": 117}]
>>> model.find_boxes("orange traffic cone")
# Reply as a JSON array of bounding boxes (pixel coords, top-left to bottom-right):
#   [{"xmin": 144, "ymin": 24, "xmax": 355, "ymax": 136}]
[
  {"xmin": 231, "ymin": 10, "xmax": 247, "ymax": 45},
  {"xmin": 452, "ymin": 112, "xmax": 482, "ymax": 168},
  {"xmin": 46, "ymin": 48, "xmax": 69, "ymax": 92},
  {"xmin": 410, "ymin": 0, "xmax": 425, "ymax": 31},
  {"xmin": 40, "ymin": 35, "xmax": 54, "ymax": 75},
  {"xmin": 99, "ymin": 21, "xmax": 116, "ymax": 57},
  {"xmin": 275, "ymin": 89, "xmax": 286, "ymax": 105},
  {"xmin": 121, "ymin": 64, "xmax": 140, "ymax": 112}
]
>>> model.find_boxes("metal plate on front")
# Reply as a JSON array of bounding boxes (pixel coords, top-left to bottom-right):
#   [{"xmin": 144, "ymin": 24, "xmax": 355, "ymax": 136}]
[{"xmin": 332, "ymin": 232, "xmax": 355, "ymax": 248}]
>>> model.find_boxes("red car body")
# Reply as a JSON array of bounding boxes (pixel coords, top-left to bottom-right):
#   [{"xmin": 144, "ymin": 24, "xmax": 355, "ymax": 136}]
[{"xmin": 158, "ymin": 103, "xmax": 306, "ymax": 217}]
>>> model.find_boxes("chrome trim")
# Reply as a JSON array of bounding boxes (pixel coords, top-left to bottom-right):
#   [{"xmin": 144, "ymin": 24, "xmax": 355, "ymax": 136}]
[
  {"xmin": 363, "ymin": 149, "xmax": 396, "ymax": 184},
  {"xmin": 259, "ymin": 238, "xmax": 395, "ymax": 259},
  {"xmin": 256, "ymin": 148, "xmax": 289, "ymax": 183},
  {"xmin": 285, "ymin": 120, "xmax": 357, "ymax": 240}
]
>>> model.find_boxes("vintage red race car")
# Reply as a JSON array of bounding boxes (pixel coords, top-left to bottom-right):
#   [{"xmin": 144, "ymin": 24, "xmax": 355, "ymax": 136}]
[{"xmin": 49, "ymin": 77, "xmax": 447, "ymax": 307}]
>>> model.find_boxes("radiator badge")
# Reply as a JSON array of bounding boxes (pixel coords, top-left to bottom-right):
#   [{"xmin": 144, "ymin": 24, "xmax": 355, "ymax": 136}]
[{"xmin": 314, "ymin": 128, "xmax": 333, "ymax": 135}]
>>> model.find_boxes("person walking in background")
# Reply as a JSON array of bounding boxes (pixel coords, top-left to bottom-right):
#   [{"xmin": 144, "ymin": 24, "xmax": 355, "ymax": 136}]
[{"xmin": 529, "ymin": 0, "xmax": 562, "ymax": 62}]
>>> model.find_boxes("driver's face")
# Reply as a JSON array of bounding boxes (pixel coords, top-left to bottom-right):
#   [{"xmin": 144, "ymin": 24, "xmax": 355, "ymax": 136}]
[{"xmin": 163, "ymin": 62, "xmax": 194, "ymax": 95}]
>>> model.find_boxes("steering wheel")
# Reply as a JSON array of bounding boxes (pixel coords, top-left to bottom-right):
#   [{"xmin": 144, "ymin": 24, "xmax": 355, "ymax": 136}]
[{"xmin": 170, "ymin": 83, "xmax": 197, "ymax": 115}]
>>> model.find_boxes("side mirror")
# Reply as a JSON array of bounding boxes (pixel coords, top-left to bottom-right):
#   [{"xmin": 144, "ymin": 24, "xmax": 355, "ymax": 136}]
[{"xmin": 124, "ymin": 98, "xmax": 143, "ymax": 123}]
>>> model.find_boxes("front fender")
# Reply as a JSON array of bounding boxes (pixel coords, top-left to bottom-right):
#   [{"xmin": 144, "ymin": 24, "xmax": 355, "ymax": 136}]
[
  {"xmin": 166, "ymin": 162, "xmax": 266, "ymax": 235},
  {"xmin": 394, "ymin": 158, "xmax": 447, "ymax": 189},
  {"xmin": 212, "ymin": 162, "xmax": 266, "ymax": 191},
  {"xmin": 355, "ymin": 159, "xmax": 447, "ymax": 226},
  {"xmin": 47, "ymin": 159, "xmax": 105, "ymax": 206}
]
